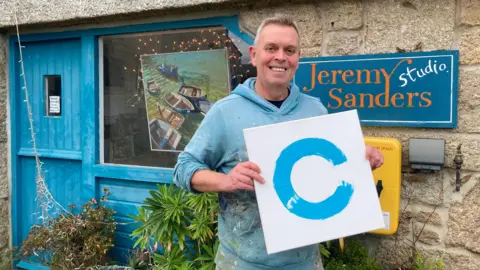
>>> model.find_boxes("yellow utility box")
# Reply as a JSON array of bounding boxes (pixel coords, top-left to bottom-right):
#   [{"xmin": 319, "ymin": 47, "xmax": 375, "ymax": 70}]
[{"xmin": 364, "ymin": 137, "xmax": 402, "ymax": 235}]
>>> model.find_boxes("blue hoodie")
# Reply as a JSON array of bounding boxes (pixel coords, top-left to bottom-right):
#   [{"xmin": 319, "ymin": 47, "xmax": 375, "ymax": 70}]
[{"xmin": 173, "ymin": 77, "xmax": 329, "ymax": 269}]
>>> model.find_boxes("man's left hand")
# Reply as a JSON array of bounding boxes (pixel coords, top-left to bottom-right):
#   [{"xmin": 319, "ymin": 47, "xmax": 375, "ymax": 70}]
[{"xmin": 366, "ymin": 145, "xmax": 384, "ymax": 170}]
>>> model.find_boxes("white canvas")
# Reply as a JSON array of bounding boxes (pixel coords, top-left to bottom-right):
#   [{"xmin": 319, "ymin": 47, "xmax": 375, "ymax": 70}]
[{"xmin": 243, "ymin": 110, "xmax": 385, "ymax": 254}]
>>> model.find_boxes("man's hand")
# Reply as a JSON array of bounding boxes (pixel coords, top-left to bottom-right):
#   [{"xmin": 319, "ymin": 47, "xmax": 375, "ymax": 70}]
[
  {"xmin": 223, "ymin": 161, "xmax": 265, "ymax": 192},
  {"xmin": 366, "ymin": 145, "xmax": 384, "ymax": 170}
]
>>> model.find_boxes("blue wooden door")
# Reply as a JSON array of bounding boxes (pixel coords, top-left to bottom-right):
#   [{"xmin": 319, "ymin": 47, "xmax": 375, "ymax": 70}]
[
  {"xmin": 12, "ymin": 38, "xmax": 83, "ymax": 255},
  {"xmin": 11, "ymin": 37, "xmax": 161, "ymax": 267}
]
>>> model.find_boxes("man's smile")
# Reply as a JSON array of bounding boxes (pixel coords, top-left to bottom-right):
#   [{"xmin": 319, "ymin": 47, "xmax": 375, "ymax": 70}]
[{"xmin": 269, "ymin": 66, "xmax": 287, "ymax": 72}]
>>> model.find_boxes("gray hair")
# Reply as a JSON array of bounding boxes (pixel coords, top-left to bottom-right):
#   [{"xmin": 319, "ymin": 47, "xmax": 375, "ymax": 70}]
[{"xmin": 253, "ymin": 15, "xmax": 300, "ymax": 46}]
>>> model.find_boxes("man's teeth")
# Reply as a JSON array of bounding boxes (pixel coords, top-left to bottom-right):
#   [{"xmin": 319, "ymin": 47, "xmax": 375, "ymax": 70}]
[{"xmin": 271, "ymin": 67, "xmax": 286, "ymax": 71}]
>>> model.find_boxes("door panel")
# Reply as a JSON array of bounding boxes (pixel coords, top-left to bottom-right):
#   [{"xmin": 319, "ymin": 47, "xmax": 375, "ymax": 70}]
[
  {"xmin": 18, "ymin": 39, "xmax": 81, "ymax": 152},
  {"xmin": 17, "ymin": 158, "xmax": 82, "ymax": 242},
  {"xmin": 14, "ymin": 39, "xmax": 82, "ymax": 249}
]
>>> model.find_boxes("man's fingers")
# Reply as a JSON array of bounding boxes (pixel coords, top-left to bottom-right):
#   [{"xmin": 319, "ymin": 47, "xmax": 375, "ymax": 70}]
[
  {"xmin": 239, "ymin": 167, "xmax": 265, "ymax": 184},
  {"xmin": 241, "ymin": 161, "xmax": 261, "ymax": 173},
  {"xmin": 238, "ymin": 182, "xmax": 255, "ymax": 191},
  {"xmin": 237, "ymin": 174, "xmax": 254, "ymax": 186}
]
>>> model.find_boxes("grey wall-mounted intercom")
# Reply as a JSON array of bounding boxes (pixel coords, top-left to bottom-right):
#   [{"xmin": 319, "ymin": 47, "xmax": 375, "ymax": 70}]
[{"xmin": 409, "ymin": 138, "xmax": 445, "ymax": 171}]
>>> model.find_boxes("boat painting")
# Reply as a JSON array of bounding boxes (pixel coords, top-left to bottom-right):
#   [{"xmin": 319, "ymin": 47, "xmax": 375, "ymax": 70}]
[
  {"xmin": 164, "ymin": 92, "xmax": 196, "ymax": 113},
  {"xmin": 157, "ymin": 103, "xmax": 185, "ymax": 129},
  {"xmin": 146, "ymin": 80, "xmax": 160, "ymax": 96},
  {"xmin": 178, "ymin": 85, "xmax": 207, "ymax": 100},
  {"xmin": 159, "ymin": 64, "xmax": 179, "ymax": 78},
  {"xmin": 149, "ymin": 119, "xmax": 182, "ymax": 150},
  {"xmin": 140, "ymin": 49, "xmax": 231, "ymax": 152}
]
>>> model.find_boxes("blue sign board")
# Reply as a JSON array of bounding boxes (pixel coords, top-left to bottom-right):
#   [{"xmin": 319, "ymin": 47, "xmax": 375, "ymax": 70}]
[{"xmin": 294, "ymin": 50, "xmax": 459, "ymax": 128}]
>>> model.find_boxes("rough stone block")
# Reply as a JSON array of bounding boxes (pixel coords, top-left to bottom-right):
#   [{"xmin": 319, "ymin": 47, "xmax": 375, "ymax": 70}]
[
  {"xmin": 325, "ymin": 32, "xmax": 361, "ymax": 56},
  {"xmin": 402, "ymin": 172, "xmax": 444, "ymax": 205},
  {"xmin": 300, "ymin": 47, "xmax": 322, "ymax": 58},
  {"xmin": 449, "ymin": 172, "xmax": 479, "ymax": 186},
  {"xmin": 0, "ymin": 226, "xmax": 7, "ymax": 249},
  {"xmin": 459, "ymin": 68, "xmax": 480, "ymax": 109},
  {"xmin": 458, "ymin": 106, "xmax": 480, "ymax": 133},
  {"xmin": 373, "ymin": 239, "xmax": 414, "ymax": 269},
  {"xmin": 0, "ymin": 102, "xmax": 6, "ymax": 124},
  {"xmin": 457, "ymin": 67, "xmax": 480, "ymax": 133},
  {"xmin": 0, "ymin": 35, "xmax": 5, "ymax": 68},
  {"xmin": 0, "ymin": 200, "xmax": 8, "ymax": 251},
  {"xmin": 0, "ymin": 34, "xmax": 6, "ymax": 107},
  {"xmin": 0, "ymin": 199, "xmax": 7, "ymax": 218},
  {"xmin": 442, "ymin": 249, "xmax": 480, "ymax": 270},
  {"xmin": 406, "ymin": 207, "xmax": 443, "ymax": 226},
  {"xmin": 321, "ymin": 0, "xmax": 363, "ymax": 31},
  {"xmin": 414, "ymin": 224, "xmax": 441, "ymax": 245},
  {"xmin": 443, "ymin": 136, "xmax": 480, "ymax": 171},
  {"xmin": 416, "ymin": 210, "xmax": 442, "ymax": 226},
  {"xmin": 239, "ymin": 4, "xmax": 323, "ymax": 48},
  {"xmin": 460, "ymin": 0, "xmax": 480, "ymax": 26},
  {"xmin": 0, "ymin": 181, "xmax": 7, "ymax": 200},
  {"xmin": 0, "ymin": 123, "xmax": 7, "ymax": 143},
  {"xmin": 364, "ymin": 0, "xmax": 455, "ymax": 53},
  {"xmin": 460, "ymin": 27, "xmax": 480, "ymax": 65},
  {"xmin": 446, "ymin": 181, "xmax": 480, "ymax": 254},
  {"xmin": 0, "ymin": 147, "xmax": 7, "ymax": 199}
]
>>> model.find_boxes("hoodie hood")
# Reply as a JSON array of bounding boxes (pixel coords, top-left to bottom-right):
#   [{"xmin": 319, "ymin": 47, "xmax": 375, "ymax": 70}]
[{"xmin": 231, "ymin": 77, "xmax": 300, "ymax": 115}]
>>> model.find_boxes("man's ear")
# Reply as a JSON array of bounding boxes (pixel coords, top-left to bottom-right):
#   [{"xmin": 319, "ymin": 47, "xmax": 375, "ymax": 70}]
[{"xmin": 249, "ymin": 46, "xmax": 257, "ymax": 66}]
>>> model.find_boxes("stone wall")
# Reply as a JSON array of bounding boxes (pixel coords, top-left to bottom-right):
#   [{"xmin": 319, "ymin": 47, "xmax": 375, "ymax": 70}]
[
  {"xmin": 0, "ymin": 0, "xmax": 478, "ymax": 269},
  {"xmin": 0, "ymin": 32, "xmax": 10, "ymax": 268},
  {"xmin": 240, "ymin": 0, "xmax": 480, "ymax": 269}
]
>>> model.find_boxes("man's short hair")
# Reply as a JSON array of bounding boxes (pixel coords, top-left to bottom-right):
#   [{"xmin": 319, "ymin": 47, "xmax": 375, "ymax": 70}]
[{"xmin": 253, "ymin": 15, "xmax": 300, "ymax": 46}]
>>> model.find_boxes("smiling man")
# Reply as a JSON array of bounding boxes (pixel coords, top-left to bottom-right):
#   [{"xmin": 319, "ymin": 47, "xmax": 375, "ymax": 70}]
[{"xmin": 173, "ymin": 15, "xmax": 384, "ymax": 270}]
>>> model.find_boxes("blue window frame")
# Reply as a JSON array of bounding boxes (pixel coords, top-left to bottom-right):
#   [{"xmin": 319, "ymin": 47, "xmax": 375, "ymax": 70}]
[{"xmin": 9, "ymin": 15, "xmax": 255, "ymax": 198}]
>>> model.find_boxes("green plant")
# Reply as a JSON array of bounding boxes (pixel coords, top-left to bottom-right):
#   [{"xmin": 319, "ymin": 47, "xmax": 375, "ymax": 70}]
[
  {"xmin": 17, "ymin": 189, "xmax": 116, "ymax": 269},
  {"xmin": 125, "ymin": 249, "xmax": 153, "ymax": 270},
  {"xmin": 414, "ymin": 250, "xmax": 444, "ymax": 270},
  {"xmin": 321, "ymin": 238, "xmax": 381, "ymax": 270},
  {"xmin": 130, "ymin": 184, "xmax": 219, "ymax": 269}
]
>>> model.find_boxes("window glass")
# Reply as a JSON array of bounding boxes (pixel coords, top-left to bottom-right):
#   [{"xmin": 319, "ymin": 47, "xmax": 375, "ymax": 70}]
[
  {"xmin": 45, "ymin": 75, "xmax": 62, "ymax": 117},
  {"xmin": 101, "ymin": 26, "xmax": 256, "ymax": 167}
]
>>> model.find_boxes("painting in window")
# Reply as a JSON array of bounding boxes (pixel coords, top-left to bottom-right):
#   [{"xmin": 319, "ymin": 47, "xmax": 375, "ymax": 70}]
[{"xmin": 101, "ymin": 26, "xmax": 256, "ymax": 168}]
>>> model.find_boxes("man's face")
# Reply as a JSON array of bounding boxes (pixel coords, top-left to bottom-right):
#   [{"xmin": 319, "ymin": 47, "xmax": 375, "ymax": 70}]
[{"xmin": 249, "ymin": 24, "xmax": 301, "ymax": 89}]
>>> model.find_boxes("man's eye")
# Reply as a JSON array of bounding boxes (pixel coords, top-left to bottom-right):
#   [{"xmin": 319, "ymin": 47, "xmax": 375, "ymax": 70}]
[
  {"xmin": 287, "ymin": 48, "xmax": 296, "ymax": 54},
  {"xmin": 266, "ymin": 47, "xmax": 275, "ymax": 52}
]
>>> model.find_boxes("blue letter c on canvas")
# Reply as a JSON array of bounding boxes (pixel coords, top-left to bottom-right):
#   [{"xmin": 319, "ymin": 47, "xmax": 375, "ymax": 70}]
[{"xmin": 273, "ymin": 138, "xmax": 354, "ymax": 220}]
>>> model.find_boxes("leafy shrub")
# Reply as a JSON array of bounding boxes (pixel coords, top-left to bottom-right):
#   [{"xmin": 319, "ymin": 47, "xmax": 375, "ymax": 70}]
[
  {"xmin": 130, "ymin": 184, "xmax": 219, "ymax": 269},
  {"xmin": 322, "ymin": 238, "xmax": 381, "ymax": 270},
  {"xmin": 18, "ymin": 189, "xmax": 116, "ymax": 269}
]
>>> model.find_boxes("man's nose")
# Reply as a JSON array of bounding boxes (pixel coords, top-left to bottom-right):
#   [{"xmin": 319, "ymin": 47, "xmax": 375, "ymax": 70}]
[{"xmin": 274, "ymin": 50, "xmax": 287, "ymax": 61}]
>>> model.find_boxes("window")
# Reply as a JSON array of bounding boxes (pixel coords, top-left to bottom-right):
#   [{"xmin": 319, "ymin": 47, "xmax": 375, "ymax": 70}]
[
  {"xmin": 45, "ymin": 75, "xmax": 62, "ymax": 117},
  {"xmin": 100, "ymin": 26, "xmax": 256, "ymax": 168}
]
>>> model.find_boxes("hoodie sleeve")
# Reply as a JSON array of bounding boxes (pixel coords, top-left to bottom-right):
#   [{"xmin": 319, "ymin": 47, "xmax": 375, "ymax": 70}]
[{"xmin": 173, "ymin": 104, "xmax": 226, "ymax": 193}]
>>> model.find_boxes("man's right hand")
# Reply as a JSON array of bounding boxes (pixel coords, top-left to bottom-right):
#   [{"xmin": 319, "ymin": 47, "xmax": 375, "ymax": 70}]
[
  {"xmin": 222, "ymin": 161, "xmax": 265, "ymax": 192},
  {"xmin": 190, "ymin": 161, "xmax": 265, "ymax": 193}
]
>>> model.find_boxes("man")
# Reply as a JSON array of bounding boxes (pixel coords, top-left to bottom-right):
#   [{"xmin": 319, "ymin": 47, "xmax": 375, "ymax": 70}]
[{"xmin": 173, "ymin": 15, "xmax": 384, "ymax": 270}]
